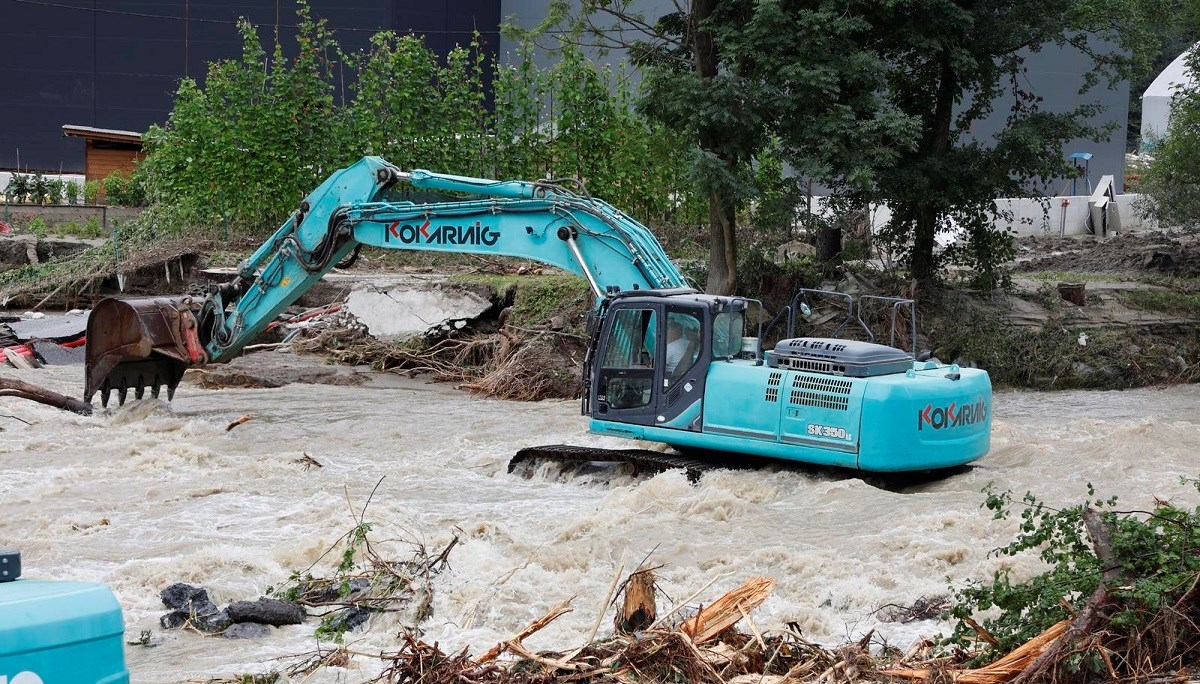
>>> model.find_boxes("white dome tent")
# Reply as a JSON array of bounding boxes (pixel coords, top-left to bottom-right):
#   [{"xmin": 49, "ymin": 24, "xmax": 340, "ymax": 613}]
[{"xmin": 1140, "ymin": 46, "xmax": 1197, "ymax": 151}]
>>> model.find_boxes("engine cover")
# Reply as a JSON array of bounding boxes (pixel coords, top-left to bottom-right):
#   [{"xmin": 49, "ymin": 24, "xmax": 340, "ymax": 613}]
[{"xmin": 766, "ymin": 337, "xmax": 914, "ymax": 377}]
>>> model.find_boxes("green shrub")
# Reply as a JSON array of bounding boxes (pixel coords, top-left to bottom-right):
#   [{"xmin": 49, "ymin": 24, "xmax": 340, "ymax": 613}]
[
  {"xmin": 28, "ymin": 217, "xmax": 48, "ymax": 238},
  {"xmin": 737, "ymin": 243, "xmax": 821, "ymax": 314},
  {"xmin": 29, "ymin": 173, "xmax": 50, "ymax": 204},
  {"xmin": 83, "ymin": 217, "xmax": 102, "ymax": 238},
  {"xmin": 101, "ymin": 170, "xmax": 147, "ymax": 207},
  {"xmin": 4, "ymin": 173, "xmax": 29, "ymax": 203},
  {"xmin": 83, "ymin": 180, "xmax": 101, "ymax": 205},
  {"xmin": 45, "ymin": 177, "xmax": 64, "ymax": 205},
  {"xmin": 947, "ymin": 479, "xmax": 1200, "ymax": 676},
  {"xmin": 64, "ymin": 180, "xmax": 81, "ymax": 205}
]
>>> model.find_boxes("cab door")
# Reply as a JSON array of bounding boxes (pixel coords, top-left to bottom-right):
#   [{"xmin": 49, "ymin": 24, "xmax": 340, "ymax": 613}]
[
  {"xmin": 592, "ymin": 304, "xmax": 661, "ymax": 426},
  {"xmin": 655, "ymin": 305, "xmax": 708, "ymax": 430}
]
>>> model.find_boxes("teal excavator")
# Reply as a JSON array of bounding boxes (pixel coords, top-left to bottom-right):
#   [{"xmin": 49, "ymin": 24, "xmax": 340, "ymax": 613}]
[{"xmin": 84, "ymin": 156, "xmax": 991, "ymax": 473}]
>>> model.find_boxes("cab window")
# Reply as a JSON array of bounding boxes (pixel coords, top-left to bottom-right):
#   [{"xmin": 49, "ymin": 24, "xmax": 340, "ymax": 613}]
[
  {"xmin": 712, "ymin": 311, "xmax": 744, "ymax": 357},
  {"xmin": 603, "ymin": 309, "xmax": 657, "ymax": 368},
  {"xmin": 600, "ymin": 308, "xmax": 657, "ymax": 409},
  {"xmin": 666, "ymin": 311, "xmax": 702, "ymax": 379}
]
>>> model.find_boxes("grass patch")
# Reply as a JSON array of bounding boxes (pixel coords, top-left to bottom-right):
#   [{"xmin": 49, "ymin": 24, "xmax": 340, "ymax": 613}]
[
  {"xmin": 452, "ymin": 273, "xmax": 591, "ymax": 329},
  {"xmin": 202, "ymin": 249, "xmax": 255, "ymax": 269},
  {"xmin": 1118, "ymin": 289, "xmax": 1200, "ymax": 318},
  {"xmin": 1022, "ymin": 270, "xmax": 1200, "ymax": 292}
]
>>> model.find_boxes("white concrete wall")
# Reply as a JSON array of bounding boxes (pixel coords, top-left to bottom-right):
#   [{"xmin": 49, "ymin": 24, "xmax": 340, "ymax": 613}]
[
  {"xmin": 993, "ymin": 194, "xmax": 1153, "ymax": 236},
  {"xmin": 804, "ymin": 193, "xmax": 1155, "ymax": 242}
]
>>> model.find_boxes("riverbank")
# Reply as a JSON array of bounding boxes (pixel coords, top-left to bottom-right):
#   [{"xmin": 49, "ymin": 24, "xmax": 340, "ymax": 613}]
[{"xmin": 3, "ymin": 229, "xmax": 1198, "ymax": 393}]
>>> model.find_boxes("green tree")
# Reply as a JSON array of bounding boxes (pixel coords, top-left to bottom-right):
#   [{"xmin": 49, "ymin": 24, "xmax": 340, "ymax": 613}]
[
  {"xmin": 528, "ymin": 0, "xmax": 770, "ymax": 295},
  {"xmin": 857, "ymin": 0, "xmax": 1167, "ymax": 289},
  {"xmin": 139, "ymin": 1, "xmax": 697, "ymax": 242},
  {"xmin": 709, "ymin": 0, "xmax": 917, "ymax": 268},
  {"xmin": 697, "ymin": 0, "xmax": 1169, "ymax": 289},
  {"xmin": 1140, "ymin": 49, "xmax": 1200, "ymax": 228},
  {"xmin": 141, "ymin": 2, "xmax": 346, "ymax": 233}
]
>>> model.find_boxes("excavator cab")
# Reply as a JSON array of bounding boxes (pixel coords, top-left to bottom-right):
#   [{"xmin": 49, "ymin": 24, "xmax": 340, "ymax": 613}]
[{"xmin": 585, "ymin": 290, "xmax": 751, "ymax": 432}]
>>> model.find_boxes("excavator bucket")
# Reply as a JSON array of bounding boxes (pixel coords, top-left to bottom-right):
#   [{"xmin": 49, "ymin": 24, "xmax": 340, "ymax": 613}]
[{"xmin": 84, "ymin": 297, "xmax": 208, "ymax": 407}]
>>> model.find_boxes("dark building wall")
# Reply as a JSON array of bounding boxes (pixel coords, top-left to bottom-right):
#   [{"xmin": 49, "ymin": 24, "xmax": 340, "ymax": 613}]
[{"xmin": 1, "ymin": 0, "xmax": 500, "ymax": 173}]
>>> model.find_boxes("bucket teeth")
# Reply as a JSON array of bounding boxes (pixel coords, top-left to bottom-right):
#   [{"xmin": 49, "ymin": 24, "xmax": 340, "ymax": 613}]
[
  {"xmin": 86, "ymin": 357, "xmax": 187, "ymax": 409},
  {"xmin": 167, "ymin": 383, "xmax": 177, "ymax": 401}
]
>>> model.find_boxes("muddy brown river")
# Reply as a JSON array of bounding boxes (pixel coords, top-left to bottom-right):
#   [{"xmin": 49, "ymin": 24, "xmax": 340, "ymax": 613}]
[{"xmin": 2, "ymin": 359, "xmax": 1198, "ymax": 682}]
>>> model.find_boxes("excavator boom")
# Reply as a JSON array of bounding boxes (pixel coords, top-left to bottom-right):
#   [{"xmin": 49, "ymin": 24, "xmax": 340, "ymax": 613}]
[{"xmin": 84, "ymin": 156, "xmax": 688, "ymax": 406}]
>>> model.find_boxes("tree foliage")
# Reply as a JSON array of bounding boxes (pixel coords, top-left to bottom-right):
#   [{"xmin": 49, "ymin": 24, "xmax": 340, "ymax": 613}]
[
  {"xmin": 846, "ymin": 0, "xmax": 1168, "ymax": 289},
  {"xmin": 527, "ymin": 0, "xmax": 777, "ymax": 294},
  {"xmin": 1140, "ymin": 49, "xmax": 1200, "ymax": 229},
  {"xmin": 141, "ymin": 4, "xmax": 345, "ymax": 230},
  {"xmin": 546, "ymin": 0, "xmax": 1170, "ymax": 292},
  {"xmin": 139, "ymin": 1, "xmax": 700, "ymax": 238}
]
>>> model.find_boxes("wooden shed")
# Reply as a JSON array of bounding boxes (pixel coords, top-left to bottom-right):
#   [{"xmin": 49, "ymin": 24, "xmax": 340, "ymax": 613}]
[{"xmin": 61, "ymin": 125, "xmax": 145, "ymax": 184}]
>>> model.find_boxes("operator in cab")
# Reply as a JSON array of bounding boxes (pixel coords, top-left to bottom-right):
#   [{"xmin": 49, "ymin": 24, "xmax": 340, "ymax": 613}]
[{"xmin": 666, "ymin": 319, "xmax": 699, "ymax": 375}]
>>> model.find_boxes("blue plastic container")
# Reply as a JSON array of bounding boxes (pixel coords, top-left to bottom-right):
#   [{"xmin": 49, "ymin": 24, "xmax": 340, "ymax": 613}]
[{"xmin": 0, "ymin": 576, "xmax": 129, "ymax": 684}]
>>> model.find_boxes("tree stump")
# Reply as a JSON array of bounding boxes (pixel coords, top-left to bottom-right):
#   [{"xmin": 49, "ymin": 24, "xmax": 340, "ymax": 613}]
[{"xmin": 615, "ymin": 568, "xmax": 657, "ymax": 634}]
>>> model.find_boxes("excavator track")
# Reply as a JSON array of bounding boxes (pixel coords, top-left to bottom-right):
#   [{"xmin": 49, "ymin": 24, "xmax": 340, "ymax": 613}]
[{"xmin": 508, "ymin": 444, "xmax": 719, "ymax": 483}]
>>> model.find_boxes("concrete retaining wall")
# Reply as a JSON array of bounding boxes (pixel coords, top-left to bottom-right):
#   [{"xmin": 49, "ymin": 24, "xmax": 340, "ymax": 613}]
[
  {"xmin": 993, "ymin": 193, "xmax": 1154, "ymax": 237},
  {"xmin": 808, "ymin": 193, "xmax": 1156, "ymax": 241},
  {"xmin": 0, "ymin": 204, "xmax": 143, "ymax": 233}
]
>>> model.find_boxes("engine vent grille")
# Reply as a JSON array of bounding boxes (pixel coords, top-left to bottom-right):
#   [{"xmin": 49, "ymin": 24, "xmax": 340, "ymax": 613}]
[
  {"xmin": 764, "ymin": 371, "xmax": 783, "ymax": 402},
  {"xmin": 794, "ymin": 375, "xmax": 853, "ymax": 395},
  {"xmin": 788, "ymin": 374, "xmax": 852, "ymax": 411},
  {"xmin": 773, "ymin": 357, "xmax": 845, "ymax": 374}
]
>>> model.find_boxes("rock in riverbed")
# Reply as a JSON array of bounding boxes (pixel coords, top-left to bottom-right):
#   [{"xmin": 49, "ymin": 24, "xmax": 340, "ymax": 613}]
[
  {"xmin": 224, "ymin": 622, "xmax": 271, "ymax": 639},
  {"xmin": 226, "ymin": 598, "xmax": 306, "ymax": 626},
  {"xmin": 161, "ymin": 583, "xmax": 219, "ymax": 614},
  {"xmin": 159, "ymin": 583, "xmax": 305, "ymax": 635}
]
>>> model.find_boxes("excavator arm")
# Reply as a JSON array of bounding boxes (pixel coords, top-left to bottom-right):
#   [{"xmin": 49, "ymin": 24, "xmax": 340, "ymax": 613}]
[{"xmin": 84, "ymin": 156, "xmax": 690, "ymax": 405}]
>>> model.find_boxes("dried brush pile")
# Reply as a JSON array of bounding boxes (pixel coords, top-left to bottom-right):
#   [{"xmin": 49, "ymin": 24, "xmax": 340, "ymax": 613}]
[
  {"xmin": 358, "ymin": 483, "xmax": 1200, "ymax": 684},
  {"xmin": 292, "ymin": 311, "xmax": 587, "ymax": 401}
]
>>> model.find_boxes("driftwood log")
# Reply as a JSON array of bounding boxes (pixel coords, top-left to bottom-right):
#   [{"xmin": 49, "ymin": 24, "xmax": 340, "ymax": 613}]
[
  {"xmin": 681, "ymin": 576, "xmax": 777, "ymax": 644},
  {"xmin": 0, "ymin": 377, "xmax": 92, "ymax": 415},
  {"xmin": 474, "ymin": 596, "xmax": 575, "ymax": 665}
]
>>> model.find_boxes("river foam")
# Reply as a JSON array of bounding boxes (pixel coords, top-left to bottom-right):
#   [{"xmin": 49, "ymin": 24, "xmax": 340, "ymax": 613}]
[{"xmin": 2, "ymin": 363, "xmax": 1197, "ymax": 682}]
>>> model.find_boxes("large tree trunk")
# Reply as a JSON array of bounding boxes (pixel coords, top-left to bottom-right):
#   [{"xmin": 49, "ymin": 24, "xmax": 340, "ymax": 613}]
[
  {"xmin": 909, "ymin": 51, "xmax": 957, "ymax": 286},
  {"xmin": 706, "ymin": 189, "xmax": 737, "ymax": 295},
  {"xmin": 816, "ymin": 223, "xmax": 842, "ymax": 267},
  {"xmin": 693, "ymin": 0, "xmax": 738, "ymax": 296}
]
